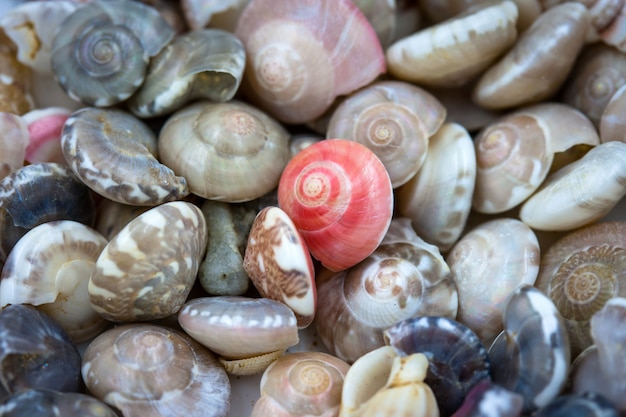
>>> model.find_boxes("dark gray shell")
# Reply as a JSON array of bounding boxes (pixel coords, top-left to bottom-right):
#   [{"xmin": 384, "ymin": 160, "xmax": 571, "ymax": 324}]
[
  {"xmin": 51, "ymin": 0, "xmax": 174, "ymax": 106},
  {"xmin": 0, "ymin": 162, "xmax": 95, "ymax": 265},
  {"xmin": 383, "ymin": 316, "xmax": 491, "ymax": 417},
  {"xmin": 533, "ymin": 392, "xmax": 620, "ymax": 417},
  {"xmin": 0, "ymin": 305, "xmax": 81, "ymax": 394},
  {"xmin": 488, "ymin": 285, "xmax": 570, "ymax": 414},
  {"xmin": 0, "ymin": 388, "xmax": 118, "ymax": 417}
]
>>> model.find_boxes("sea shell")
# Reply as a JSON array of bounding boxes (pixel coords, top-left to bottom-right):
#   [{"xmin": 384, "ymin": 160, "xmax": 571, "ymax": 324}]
[
  {"xmin": 353, "ymin": 0, "xmax": 397, "ymax": 48},
  {"xmin": 446, "ymin": 218, "xmax": 540, "ymax": 344},
  {"xmin": 488, "ymin": 285, "xmax": 570, "ymax": 413},
  {"xmin": 472, "ymin": 103, "xmax": 600, "ymax": 214},
  {"xmin": 384, "ymin": 316, "xmax": 491, "ymax": 417},
  {"xmin": 88, "ymin": 201, "xmax": 207, "ymax": 322},
  {"xmin": 251, "ymin": 351, "xmax": 350, "ymax": 417},
  {"xmin": 127, "ymin": 29, "xmax": 246, "ymax": 118},
  {"xmin": 61, "ymin": 107, "xmax": 189, "ymax": 206},
  {"xmin": 451, "ymin": 380, "xmax": 524, "ymax": 417},
  {"xmin": 158, "ymin": 100, "xmax": 290, "ymax": 202},
  {"xmin": 473, "ymin": 3, "xmax": 589, "ymax": 110},
  {"xmin": 50, "ymin": 0, "xmax": 175, "ymax": 106},
  {"xmin": 178, "ymin": 296, "xmax": 299, "ymax": 375},
  {"xmin": 519, "ymin": 141, "xmax": 626, "ymax": 231},
  {"xmin": 0, "ymin": 30, "xmax": 34, "ymax": 115},
  {"xmin": 396, "ymin": 122, "xmax": 476, "ymax": 252},
  {"xmin": 278, "ymin": 139, "xmax": 393, "ymax": 272},
  {"xmin": 180, "ymin": 0, "xmax": 248, "ymax": 31},
  {"xmin": 23, "ymin": 107, "xmax": 71, "ymax": 164},
  {"xmin": 234, "ymin": 0, "xmax": 386, "ymax": 124},
  {"xmin": 243, "ymin": 206, "xmax": 316, "ymax": 328},
  {"xmin": 0, "ymin": 304, "xmax": 82, "ymax": 394},
  {"xmin": 599, "ymin": 84, "xmax": 626, "ymax": 143},
  {"xmin": 534, "ymin": 392, "xmax": 620, "ymax": 417},
  {"xmin": 82, "ymin": 323, "xmax": 231, "ymax": 417},
  {"xmin": 599, "ymin": 1, "xmax": 626, "ymax": 51},
  {"xmin": 326, "ymin": 80, "xmax": 446, "ymax": 188},
  {"xmin": 0, "ymin": 220, "xmax": 108, "ymax": 343},
  {"xmin": 386, "ymin": 0, "xmax": 518, "ymax": 87},
  {"xmin": 0, "ymin": 112, "xmax": 28, "ymax": 180},
  {"xmin": 94, "ymin": 198, "xmax": 149, "ymax": 240},
  {"xmin": 314, "ymin": 218, "xmax": 458, "ymax": 363},
  {"xmin": 0, "ymin": 388, "xmax": 119, "ymax": 417}
]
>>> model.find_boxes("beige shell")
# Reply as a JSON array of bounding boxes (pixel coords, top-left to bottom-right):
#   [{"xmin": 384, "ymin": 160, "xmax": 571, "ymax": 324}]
[
  {"xmin": 386, "ymin": 0, "xmax": 518, "ymax": 87},
  {"xmin": 0, "ymin": 31, "xmax": 34, "ymax": 115},
  {"xmin": 158, "ymin": 100, "xmax": 290, "ymax": 202},
  {"xmin": 0, "ymin": 112, "xmax": 28, "ymax": 180},
  {"xmin": 599, "ymin": 84, "xmax": 626, "ymax": 143},
  {"xmin": 88, "ymin": 201, "xmax": 208, "ymax": 322},
  {"xmin": 446, "ymin": 218, "xmax": 540, "ymax": 344}
]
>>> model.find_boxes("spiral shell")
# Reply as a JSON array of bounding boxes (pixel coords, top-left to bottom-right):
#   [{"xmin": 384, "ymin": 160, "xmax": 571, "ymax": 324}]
[
  {"xmin": 51, "ymin": 0, "xmax": 175, "ymax": 106},
  {"xmin": 82, "ymin": 323, "xmax": 231, "ymax": 417},
  {"xmin": 88, "ymin": 201, "xmax": 207, "ymax": 322},
  {"xmin": 326, "ymin": 81, "xmax": 446, "ymax": 188},
  {"xmin": 158, "ymin": 100, "xmax": 290, "ymax": 202},
  {"xmin": 234, "ymin": 0, "xmax": 385, "ymax": 124},
  {"xmin": 278, "ymin": 139, "xmax": 393, "ymax": 272}
]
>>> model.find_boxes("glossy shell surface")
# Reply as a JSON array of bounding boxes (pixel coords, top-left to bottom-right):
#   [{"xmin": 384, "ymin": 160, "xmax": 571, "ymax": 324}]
[{"xmin": 0, "ymin": 388, "xmax": 118, "ymax": 417}]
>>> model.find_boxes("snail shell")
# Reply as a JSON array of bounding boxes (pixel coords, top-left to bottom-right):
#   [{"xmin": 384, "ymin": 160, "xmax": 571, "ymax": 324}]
[
  {"xmin": 278, "ymin": 139, "xmax": 393, "ymax": 272},
  {"xmin": 88, "ymin": 201, "xmax": 208, "ymax": 322},
  {"xmin": 533, "ymin": 392, "xmax": 621, "ymax": 417},
  {"xmin": 0, "ymin": 30, "xmax": 34, "ymax": 115},
  {"xmin": 243, "ymin": 206, "xmax": 316, "ymax": 328},
  {"xmin": 386, "ymin": 0, "xmax": 518, "ymax": 87},
  {"xmin": 51, "ymin": 0, "xmax": 174, "ymax": 106},
  {"xmin": 94, "ymin": 198, "xmax": 150, "ymax": 241},
  {"xmin": 314, "ymin": 218, "xmax": 458, "ymax": 363},
  {"xmin": 251, "ymin": 351, "xmax": 350, "ymax": 417},
  {"xmin": 82, "ymin": 323, "xmax": 231, "ymax": 417},
  {"xmin": 0, "ymin": 112, "xmax": 28, "ymax": 180},
  {"xmin": 396, "ymin": 122, "xmax": 476, "ymax": 252},
  {"xmin": 234, "ymin": 0, "xmax": 385, "ymax": 124},
  {"xmin": 0, "ymin": 388, "xmax": 119, "ymax": 417},
  {"xmin": 599, "ymin": 1, "xmax": 626, "ymax": 51},
  {"xmin": 519, "ymin": 141, "xmax": 626, "ymax": 231},
  {"xmin": 0, "ymin": 220, "xmax": 108, "ymax": 343},
  {"xmin": 23, "ymin": 107, "xmax": 71, "ymax": 164},
  {"xmin": 452, "ymin": 380, "xmax": 524, "ymax": 417},
  {"xmin": 473, "ymin": 3, "xmax": 589, "ymax": 110},
  {"xmin": 599, "ymin": 84, "xmax": 626, "ymax": 143},
  {"xmin": 472, "ymin": 102, "xmax": 600, "ymax": 214},
  {"xmin": 446, "ymin": 218, "xmax": 540, "ymax": 344},
  {"xmin": 180, "ymin": 0, "xmax": 248, "ymax": 31},
  {"xmin": 61, "ymin": 107, "xmax": 189, "ymax": 206},
  {"xmin": 353, "ymin": 0, "xmax": 397, "ymax": 48},
  {"xmin": 158, "ymin": 100, "xmax": 290, "ymax": 202},
  {"xmin": 384, "ymin": 316, "xmax": 491, "ymax": 417},
  {"xmin": 127, "ymin": 29, "xmax": 246, "ymax": 118},
  {"xmin": 488, "ymin": 285, "xmax": 570, "ymax": 414},
  {"xmin": 326, "ymin": 80, "xmax": 446, "ymax": 188}
]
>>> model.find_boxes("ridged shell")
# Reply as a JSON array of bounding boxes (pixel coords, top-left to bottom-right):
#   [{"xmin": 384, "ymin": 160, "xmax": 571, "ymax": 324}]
[
  {"xmin": 158, "ymin": 100, "xmax": 290, "ymax": 202},
  {"xmin": 0, "ymin": 389, "xmax": 119, "ymax": 417},
  {"xmin": 0, "ymin": 220, "xmax": 108, "ymax": 343},
  {"xmin": 0, "ymin": 112, "xmax": 28, "ymax": 180},
  {"xmin": 82, "ymin": 323, "xmax": 231, "ymax": 417},
  {"xmin": 326, "ymin": 81, "xmax": 446, "ymax": 188},
  {"xmin": 62, "ymin": 107, "xmax": 189, "ymax": 206},
  {"xmin": 488, "ymin": 285, "xmax": 570, "ymax": 413},
  {"xmin": 51, "ymin": 0, "xmax": 174, "ymax": 106},
  {"xmin": 278, "ymin": 139, "xmax": 393, "ymax": 272},
  {"xmin": 127, "ymin": 29, "xmax": 246, "ymax": 118},
  {"xmin": 88, "ymin": 201, "xmax": 207, "ymax": 322},
  {"xmin": 234, "ymin": 0, "xmax": 385, "ymax": 124}
]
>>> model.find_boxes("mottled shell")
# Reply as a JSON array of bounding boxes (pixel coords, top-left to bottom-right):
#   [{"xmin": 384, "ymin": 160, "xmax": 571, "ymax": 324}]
[
  {"xmin": 88, "ymin": 201, "xmax": 207, "ymax": 322},
  {"xmin": 0, "ymin": 30, "xmax": 33, "ymax": 115},
  {"xmin": 127, "ymin": 29, "xmax": 246, "ymax": 118},
  {"xmin": 384, "ymin": 316, "xmax": 490, "ymax": 417},
  {"xmin": 536, "ymin": 222, "xmax": 626, "ymax": 357},
  {"xmin": 473, "ymin": 3, "xmax": 589, "ymax": 110},
  {"xmin": 488, "ymin": 285, "xmax": 570, "ymax": 413},
  {"xmin": 251, "ymin": 351, "xmax": 350, "ymax": 417},
  {"xmin": 452, "ymin": 380, "xmax": 524, "ymax": 417},
  {"xmin": 82, "ymin": 323, "xmax": 231, "ymax": 417},
  {"xmin": 23, "ymin": 107, "xmax": 70, "ymax": 164},
  {"xmin": 0, "ymin": 389, "xmax": 119, "ymax": 417},
  {"xmin": 520, "ymin": 141, "xmax": 626, "ymax": 231},
  {"xmin": 314, "ymin": 218, "xmax": 458, "ymax": 363},
  {"xmin": 396, "ymin": 123, "xmax": 476, "ymax": 252},
  {"xmin": 278, "ymin": 139, "xmax": 393, "ymax": 272},
  {"xmin": 472, "ymin": 103, "xmax": 600, "ymax": 214},
  {"xmin": 244, "ymin": 206, "xmax": 316, "ymax": 328},
  {"xmin": 0, "ymin": 112, "xmax": 28, "ymax": 180},
  {"xmin": 51, "ymin": 0, "xmax": 174, "ymax": 106},
  {"xmin": 158, "ymin": 100, "xmax": 290, "ymax": 202},
  {"xmin": 178, "ymin": 296, "xmax": 299, "ymax": 360},
  {"xmin": 0, "ymin": 304, "xmax": 81, "ymax": 394},
  {"xmin": 0, "ymin": 162, "xmax": 96, "ymax": 265},
  {"xmin": 235, "ymin": 0, "xmax": 385, "ymax": 124},
  {"xmin": 94, "ymin": 199, "xmax": 150, "ymax": 241},
  {"xmin": 326, "ymin": 81, "xmax": 446, "ymax": 188},
  {"xmin": 62, "ymin": 107, "xmax": 189, "ymax": 206},
  {"xmin": 386, "ymin": 1, "xmax": 518, "ymax": 87},
  {"xmin": 0, "ymin": 220, "xmax": 108, "ymax": 343},
  {"xmin": 446, "ymin": 218, "xmax": 540, "ymax": 344}
]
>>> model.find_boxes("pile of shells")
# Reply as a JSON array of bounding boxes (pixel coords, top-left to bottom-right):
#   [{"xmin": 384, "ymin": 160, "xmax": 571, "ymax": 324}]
[{"xmin": 2, "ymin": 0, "xmax": 626, "ymax": 416}]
